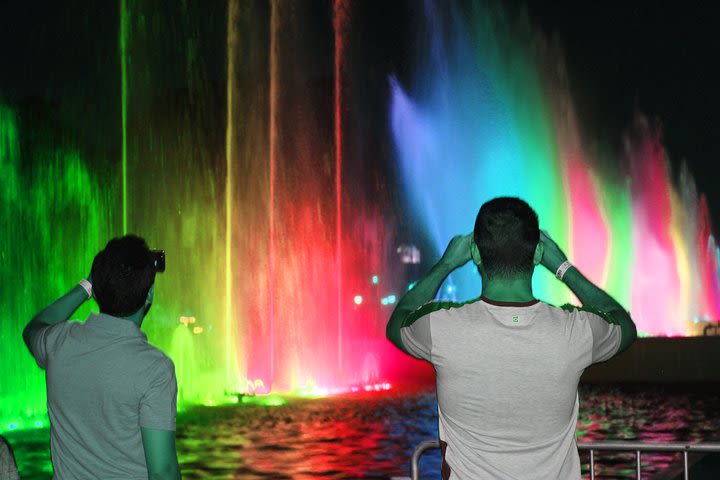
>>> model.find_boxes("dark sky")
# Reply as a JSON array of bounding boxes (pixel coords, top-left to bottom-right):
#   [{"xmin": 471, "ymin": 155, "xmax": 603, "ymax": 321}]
[
  {"xmin": 1, "ymin": 1, "xmax": 718, "ymax": 228},
  {"xmin": 516, "ymin": 0, "xmax": 720, "ymax": 222}
]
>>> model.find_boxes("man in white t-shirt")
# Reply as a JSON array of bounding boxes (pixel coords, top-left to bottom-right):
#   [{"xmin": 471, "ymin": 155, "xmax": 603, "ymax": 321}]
[{"xmin": 387, "ymin": 197, "xmax": 637, "ymax": 479}]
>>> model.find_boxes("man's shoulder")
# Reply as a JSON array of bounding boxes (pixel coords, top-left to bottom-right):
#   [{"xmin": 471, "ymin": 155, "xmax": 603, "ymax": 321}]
[
  {"xmin": 535, "ymin": 300, "xmax": 579, "ymax": 318},
  {"xmin": 136, "ymin": 343, "xmax": 174, "ymax": 367},
  {"xmin": 118, "ymin": 338, "xmax": 175, "ymax": 381},
  {"xmin": 402, "ymin": 297, "xmax": 483, "ymax": 327}
]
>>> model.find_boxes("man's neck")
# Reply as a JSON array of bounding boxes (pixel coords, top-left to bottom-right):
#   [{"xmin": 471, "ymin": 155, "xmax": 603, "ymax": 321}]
[
  {"xmin": 481, "ymin": 275, "xmax": 535, "ymax": 303},
  {"xmin": 109, "ymin": 308, "xmax": 145, "ymax": 328}
]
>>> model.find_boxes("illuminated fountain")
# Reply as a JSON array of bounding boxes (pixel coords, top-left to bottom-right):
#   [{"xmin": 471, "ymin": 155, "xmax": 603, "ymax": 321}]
[
  {"xmin": 117, "ymin": 0, "xmax": 400, "ymax": 399},
  {"xmin": 4, "ymin": 0, "xmax": 719, "ymax": 438},
  {"xmin": 0, "ymin": 0, "xmax": 404, "ymax": 431},
  {"xmin": 390, "ymin": 0, "xmax": 720, "ymax": 336}
]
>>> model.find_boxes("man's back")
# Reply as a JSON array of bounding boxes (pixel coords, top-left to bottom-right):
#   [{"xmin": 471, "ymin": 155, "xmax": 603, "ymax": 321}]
[
  {"xmin": 401, "ymin": 297, "xmax": 621, "ymax": 479},
  {"xmin": 31, "ymin": 313, "xmax": 177, "ymax": 479}
]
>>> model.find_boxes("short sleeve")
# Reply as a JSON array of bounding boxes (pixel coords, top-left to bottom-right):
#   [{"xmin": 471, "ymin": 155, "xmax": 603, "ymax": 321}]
[
  {"xmin": 398, "ymin": 301, "xmax": 455, "ymax": 361},
  {"xmin": 139, "ymin": 357, "xmax": 178, "ymax": 431},
  {"xmin": 28, "ymin": 323, "xmax": 67, "ymax": 369},
  {"xmin": 400, "ymin": 316, "xmax": 432, "ymax": 361},
  {"xmin": 0, "ymin": 435, "xmax": 20, "ymax": 480},
  {"xmin": 566, "ymin": 306, "xmax": 622, "ymax": 364},
  {"xmin": 585, "ymin": 312, "xmax": 622, "ymax": 363}
]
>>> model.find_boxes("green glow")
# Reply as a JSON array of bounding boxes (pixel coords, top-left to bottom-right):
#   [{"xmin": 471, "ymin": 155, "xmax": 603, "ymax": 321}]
[
  {"xmin": 600, "ymin": 179, "xmax": 633, "ymax": 307},
  {"xmin": 239, "ymin": 394, "xmax": 286, "ymax": 407},
  {"xmin": 0, "ymin": 104, "xmax": 112, "ymax": 432}
]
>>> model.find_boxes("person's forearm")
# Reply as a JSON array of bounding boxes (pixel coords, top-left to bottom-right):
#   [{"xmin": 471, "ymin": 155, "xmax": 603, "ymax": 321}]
[
  {"xmin": 562, "ymin": 265, "xmax": 637, "ymax": 352},
  {"xmin": 27, "ymin": 284, "xmax": 89, "ymax": 329},
  {"xmin": 386, "ymin": 259, "xmax": 454, "ymax": 351},
  {"xmin": 148, "ymin": 467, "xmax": 181, "ymax": 480},
  {"xmin": 561, "ymin": 266, "xmax": 624, "ymax": 314}
]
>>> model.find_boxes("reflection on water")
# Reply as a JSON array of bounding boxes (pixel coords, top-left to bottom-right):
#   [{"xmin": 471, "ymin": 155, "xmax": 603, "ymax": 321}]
[{"xmin": 8, "ymin": 385, "xmax": 720, "ymax": 479}]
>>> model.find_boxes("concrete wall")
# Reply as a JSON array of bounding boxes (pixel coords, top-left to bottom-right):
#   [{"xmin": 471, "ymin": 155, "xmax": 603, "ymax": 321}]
[{"xmin": 580, "ymin": 337, "xmax": 720, "ymax": 383}]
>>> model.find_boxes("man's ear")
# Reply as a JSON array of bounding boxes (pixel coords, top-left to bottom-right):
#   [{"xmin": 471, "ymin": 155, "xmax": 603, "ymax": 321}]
[
  {"xmin": 471, "ymin": 240, "xmax": 482, "ymax": 266},
  {"xmin": 533, "ymin": 242, "xmax": 544, "ymax": 266}
]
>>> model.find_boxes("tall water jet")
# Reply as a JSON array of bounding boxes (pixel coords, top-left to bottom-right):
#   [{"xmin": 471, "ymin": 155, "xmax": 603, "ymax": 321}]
[
  {"xmin": 225, "ymin": 0, "xmax": 239, "ymax": 396},
  {"xmin": 120, "ymin": 0, "xmax": 129, "ymax": 234},
  {"xmin": 333, "ymin": 0, "xmax": 350, "ymax": 373},
  {"xmin": 268, "ymin": 0, "xmax": 279, "ymax": 385}
]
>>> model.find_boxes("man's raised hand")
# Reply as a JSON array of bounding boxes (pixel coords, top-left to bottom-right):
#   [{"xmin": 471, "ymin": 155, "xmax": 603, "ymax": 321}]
[
  {"xmin": 539, "ymin": 230, "xmax": 568, "ymax": 274},
  {"xmin": 440, "ymin": 233, "xmax": 473, "ymax": 269}
]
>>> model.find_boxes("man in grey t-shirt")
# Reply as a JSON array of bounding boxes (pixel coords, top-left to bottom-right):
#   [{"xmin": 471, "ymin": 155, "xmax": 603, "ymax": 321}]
[
  {"xmin": 387, "ymin": 197, "xmax": 637, "ymax": 479},
  {"xmin": 23, "ymin": 235, "xmax": 181, "ymax": 479}
]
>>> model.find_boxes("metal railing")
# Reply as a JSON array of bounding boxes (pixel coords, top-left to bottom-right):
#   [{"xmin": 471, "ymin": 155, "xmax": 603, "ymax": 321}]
[{"xmin": 408, "ymin": 439, "xmax": 720, "ymax": 480}]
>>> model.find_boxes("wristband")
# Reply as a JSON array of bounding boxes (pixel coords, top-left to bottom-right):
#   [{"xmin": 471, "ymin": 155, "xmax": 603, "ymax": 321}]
[
  {"xmin": 555, "ymin": 260, "xmax": 573, "ymax": 281},
  {"xmin": 79, "ymin": 279, "xmax": 93, "ymax": 298}
]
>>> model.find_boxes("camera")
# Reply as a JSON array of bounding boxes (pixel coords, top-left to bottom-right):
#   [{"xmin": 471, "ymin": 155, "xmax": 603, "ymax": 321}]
[{"xmin": 150, "ymin": 250, "xmax": 166, "ymax": 273}]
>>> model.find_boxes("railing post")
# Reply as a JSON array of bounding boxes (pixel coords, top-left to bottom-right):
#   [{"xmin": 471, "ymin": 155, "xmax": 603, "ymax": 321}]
[
  {"xmin": 589, "ymin": 449, "xmax": 595, "ymax": 480},
  {"xmin": 410, "ymin": 440, "xmax": 441, "ymax": 480},
  {"xmin": 683, "ymin": 450, "xmax": 688, "ymax": 480},
  {"xmin": 635, "ymin": 450, "xmax": 641, "ymax": 478}
]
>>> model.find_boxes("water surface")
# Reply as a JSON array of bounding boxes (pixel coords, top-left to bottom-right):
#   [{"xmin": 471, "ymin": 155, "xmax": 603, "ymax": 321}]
[{"xmin": 8, "ymin": 385, "xmax": 720, "ymax": 479}]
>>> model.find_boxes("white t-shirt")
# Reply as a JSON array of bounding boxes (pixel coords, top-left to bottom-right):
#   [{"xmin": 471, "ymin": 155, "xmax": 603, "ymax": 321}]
[{"xmin": 400, "ymin": 297, "xmax": 621, "ymax": 480}]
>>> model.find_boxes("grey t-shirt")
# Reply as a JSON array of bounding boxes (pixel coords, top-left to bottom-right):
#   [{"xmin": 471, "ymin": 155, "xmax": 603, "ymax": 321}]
[
  {"xmin": 29, "ymin": 313, "xmax": 177, "ymax": 479},
  {"xmin": 0, "ymin": 436, "xmax": 20, "ymax": 480},
  {"xmin": 400, "ymin": 297, "xmax": 621, "ymax": 480}
]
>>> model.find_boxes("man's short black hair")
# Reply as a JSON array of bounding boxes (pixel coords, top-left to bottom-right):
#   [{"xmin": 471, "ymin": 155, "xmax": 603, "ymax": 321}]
[
  {"xmin": 473, "ymin": 197, "xmax": 539, "ymax": 279},
  {"xmin": 91, "ymin": 235, "xmax": 156, "ymax": 317}
]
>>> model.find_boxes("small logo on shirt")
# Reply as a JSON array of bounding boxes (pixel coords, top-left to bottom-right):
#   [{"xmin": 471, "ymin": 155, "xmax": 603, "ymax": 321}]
[{"xmin": 512, "ymin": 315, "xmax": 519, "ymax": 323}]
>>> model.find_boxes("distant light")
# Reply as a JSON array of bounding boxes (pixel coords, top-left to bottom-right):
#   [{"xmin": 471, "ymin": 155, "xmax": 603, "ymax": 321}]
[
  {"xmin": 446, "ymin": 285, "xmax": 454, "ymax": 293},
  {"xmin": 407, "ymin": 282, "xmax": 416, "ymax": 291},
  {"xmin": 360, "ymin": 382, "xmax": 392, "ymax": 392},
  {"xmin": 387, "ymin": 294, "xmax": 397, "ymax": 304},
  {"xmin": 260, "ymin": 395, "xmax": 286, "ymax": 407},
  {"xmin": 180, "ymin": 316, "xmax": 196, "ymax": 326},
  {"xmin": 381, "ymin": 297, "xmax": 389, "ymax": 306},
  {"xmin": 8, "ymin": 423, "xmax": 17, "ymax": 430},
  {"xmin": 397, "ymin": 243, "xmax": 421, "ymax": 264},
  {"xmin": 192, "ymin": 326, "xmax": 203, "ymax": 334},
  {"xmin": 34, "ymin": 421, "xmax": 43, "ymax": 427},
  {"xmin": 296, "ymin": 379, "xmax": 330, "ymax": 397},
  {"xmin": 354, "ymin": 295, "xmax": 363, "ymax": 305},
  {"xmin": 371, "ymin": 275, "xmax": 379, "ymax": 285}
]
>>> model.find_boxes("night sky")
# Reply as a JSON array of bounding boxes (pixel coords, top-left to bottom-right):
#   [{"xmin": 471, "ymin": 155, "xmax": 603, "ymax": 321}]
[
  {"xmin": 519, "ymin": 0, "xmax": 720, "ymax": 224},
  {"xmin": 1, "ymin": 0, "xmax": 719, "ymax": 229}
]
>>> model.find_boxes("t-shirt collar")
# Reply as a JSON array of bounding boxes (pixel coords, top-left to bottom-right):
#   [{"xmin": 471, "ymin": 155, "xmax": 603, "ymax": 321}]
[
  {"xmin": 480, "ymin": 296, "xmax": 539, "ymax": 307},
  {"xmin": 85, "ymin": 312, "xmax": 145, "ymax": 337}
]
